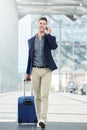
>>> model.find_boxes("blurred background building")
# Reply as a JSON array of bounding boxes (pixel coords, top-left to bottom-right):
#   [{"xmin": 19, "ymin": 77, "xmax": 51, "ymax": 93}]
[{"xmin": 0, "ymin": 0, "xmax": 87, "ymax": 126}]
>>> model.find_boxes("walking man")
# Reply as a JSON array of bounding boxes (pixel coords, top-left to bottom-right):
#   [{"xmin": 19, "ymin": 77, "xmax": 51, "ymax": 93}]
[{"xmin": 26, "ymin": 17, "xmax": 58, "ymax": 128}]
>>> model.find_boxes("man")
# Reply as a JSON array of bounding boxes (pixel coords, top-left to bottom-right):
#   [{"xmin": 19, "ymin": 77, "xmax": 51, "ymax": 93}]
[{"xmin": 26, "ymin": 17, "xmax": 58, "ymax": 128}]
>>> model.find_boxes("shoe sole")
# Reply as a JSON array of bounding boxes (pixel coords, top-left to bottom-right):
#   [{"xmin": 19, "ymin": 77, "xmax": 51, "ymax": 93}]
[{"xmin": 39, "ymin": 122, "xmax": 45, "ymax": 128}]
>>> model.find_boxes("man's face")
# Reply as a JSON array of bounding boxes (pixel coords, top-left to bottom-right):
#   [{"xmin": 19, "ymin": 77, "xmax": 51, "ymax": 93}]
[{"xmin": 38, "ymin": 20, "xmax": 47, "ymax": 33}]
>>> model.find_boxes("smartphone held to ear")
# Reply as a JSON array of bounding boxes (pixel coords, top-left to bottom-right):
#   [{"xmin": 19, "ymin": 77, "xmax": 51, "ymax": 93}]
[
  {"xmin": 46, "ymin": 27, "xmax": 51, "ymax": 33},
  {"xmin": 46, "ymin": 27, "xmax": 48, "ymax": 30}
]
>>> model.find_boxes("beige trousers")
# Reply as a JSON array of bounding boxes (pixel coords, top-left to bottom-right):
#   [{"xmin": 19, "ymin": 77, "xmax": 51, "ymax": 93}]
[{"xmin": 31, "ymin": 67, "xmax": 52, "ymax": 121}]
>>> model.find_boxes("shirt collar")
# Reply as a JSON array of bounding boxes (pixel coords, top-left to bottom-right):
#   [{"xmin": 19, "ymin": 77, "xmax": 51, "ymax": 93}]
[{"xmin": 36, "ymin": 33, "xmax": 45, "ymax": 39}]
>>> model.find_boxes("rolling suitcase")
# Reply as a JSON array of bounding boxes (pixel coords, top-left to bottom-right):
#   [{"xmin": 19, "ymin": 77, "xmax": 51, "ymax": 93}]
[{"xmin": 18, "ymin": 80, "xmax": 38, "ymax": 124}]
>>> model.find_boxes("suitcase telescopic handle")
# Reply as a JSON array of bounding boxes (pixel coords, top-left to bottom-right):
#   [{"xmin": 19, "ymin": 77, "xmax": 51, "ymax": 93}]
[{"xmin": 24, "ymin": 79, "xmax": 33, "ymax": 97}]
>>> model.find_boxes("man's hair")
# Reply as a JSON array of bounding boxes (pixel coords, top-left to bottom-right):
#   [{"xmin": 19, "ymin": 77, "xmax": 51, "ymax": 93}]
[{"xmin": 38, "ymin": 17, "xmax": 47, "ymax": 23}]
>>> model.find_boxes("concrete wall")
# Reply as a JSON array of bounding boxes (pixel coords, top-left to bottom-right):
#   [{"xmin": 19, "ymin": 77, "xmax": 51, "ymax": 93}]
[{"xmin": 0, "ymin": 0, "xmax": 18, "ymax": 92}]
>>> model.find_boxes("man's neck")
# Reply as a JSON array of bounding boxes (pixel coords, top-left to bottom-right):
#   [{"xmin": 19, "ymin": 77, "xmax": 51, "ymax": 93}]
[{"xmin": 38, "ymin": 32, "xmax": 45, "ymax": 39}]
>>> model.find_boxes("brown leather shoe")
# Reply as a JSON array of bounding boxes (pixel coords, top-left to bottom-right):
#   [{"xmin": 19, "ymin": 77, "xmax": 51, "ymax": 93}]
[{"xmin": 39, "ymin": 119, "xmax": 45, "ymax": 128}]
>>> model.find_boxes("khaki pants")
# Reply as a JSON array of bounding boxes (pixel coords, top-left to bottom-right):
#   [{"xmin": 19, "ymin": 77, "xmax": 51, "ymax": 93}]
[{"xmin": 31, "ymin": 67, "xmax": 52, "ymax": 121}]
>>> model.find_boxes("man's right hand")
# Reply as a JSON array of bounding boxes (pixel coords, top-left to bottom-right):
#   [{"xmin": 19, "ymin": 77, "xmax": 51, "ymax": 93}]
[{"xmin": 25, "ymin": 74, "xmax": 31, "ymax": 81}]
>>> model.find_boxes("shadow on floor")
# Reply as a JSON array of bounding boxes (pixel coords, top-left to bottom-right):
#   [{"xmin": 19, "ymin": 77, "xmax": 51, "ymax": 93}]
[{"xmin": 0, "ymin": 121, "xmax": 87, "ymax": 130}]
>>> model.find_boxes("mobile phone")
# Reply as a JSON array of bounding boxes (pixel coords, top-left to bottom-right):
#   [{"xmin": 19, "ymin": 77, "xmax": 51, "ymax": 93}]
[{"xmin": 46, "ymin": 27, "xmax": 48, "ymax": 30}]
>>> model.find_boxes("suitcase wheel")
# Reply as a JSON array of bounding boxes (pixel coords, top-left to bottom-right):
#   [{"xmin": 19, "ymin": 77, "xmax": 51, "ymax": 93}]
[
  {"xmin": 18, "ymin": 118, "xmax": 22, "ymax": 123},
  {"xmin": 34, "ymin": 119, "xmax": 38, "ymax": 123}
]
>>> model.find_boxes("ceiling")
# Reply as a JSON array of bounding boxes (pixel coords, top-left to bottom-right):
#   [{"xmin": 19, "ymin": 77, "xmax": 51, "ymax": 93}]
[{"xmin": 16, "ymin": 0, "xmax": 87, "ymax": 20}]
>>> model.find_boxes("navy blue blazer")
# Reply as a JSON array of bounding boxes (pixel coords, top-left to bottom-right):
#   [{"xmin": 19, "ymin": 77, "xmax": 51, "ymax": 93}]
[{"xmin": 26, "ymin": 34, "xmax": 58, "ymax": 74}]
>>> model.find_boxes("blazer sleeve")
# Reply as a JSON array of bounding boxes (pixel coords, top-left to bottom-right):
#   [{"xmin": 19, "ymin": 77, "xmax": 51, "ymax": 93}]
[
  {"xmin": 45, "ymin": 34, "xmax": 58, "ymax": 49},
  {"xmin": 26, "ymin": 40, "xmax": 32, "ymax": 75}
]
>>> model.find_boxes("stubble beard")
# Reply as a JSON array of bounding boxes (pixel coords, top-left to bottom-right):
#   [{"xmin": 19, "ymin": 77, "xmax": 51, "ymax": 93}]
[{"xmin": 40, "ymin": 30, "xmax": 45, "ymax": 34}]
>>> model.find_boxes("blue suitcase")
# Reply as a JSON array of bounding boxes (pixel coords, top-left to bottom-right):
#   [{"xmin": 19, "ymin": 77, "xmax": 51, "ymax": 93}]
[{"xmin": 18, "ymin": 80, "xmax": 38, "ymax": 124}]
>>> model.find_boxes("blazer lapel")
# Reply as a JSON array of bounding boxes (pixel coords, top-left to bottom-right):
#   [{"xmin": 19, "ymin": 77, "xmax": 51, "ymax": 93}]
[{"xmin": 30, "ymin": 36, "xmax": 36, "ymax": 52}]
